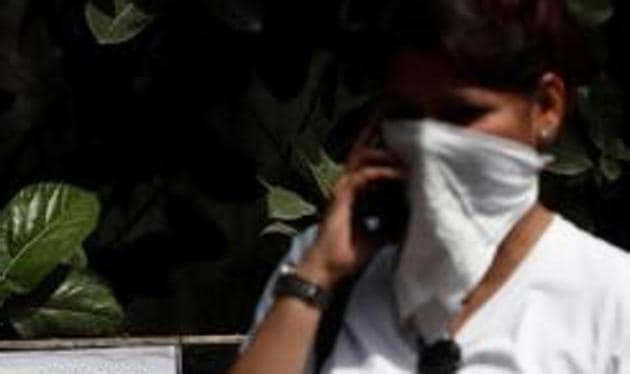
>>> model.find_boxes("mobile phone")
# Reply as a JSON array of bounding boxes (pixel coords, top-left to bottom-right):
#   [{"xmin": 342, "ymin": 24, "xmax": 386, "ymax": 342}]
[
  {"xmin": 352, "ymin": 129, "xmax": 409, "ymax": 245},
  {"xmin": 353, "ymin": 178, "xmax": 409, "ymax": 245}
]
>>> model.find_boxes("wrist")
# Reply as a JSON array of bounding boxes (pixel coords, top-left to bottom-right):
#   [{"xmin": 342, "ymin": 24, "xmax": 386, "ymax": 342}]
[
  {"xmin": 295, "ymin": 253, "xmax": 343, "ymax": 292},
  {"xmin": 274, "ymin": 262, "xmax": 333, "ymax": 310}
]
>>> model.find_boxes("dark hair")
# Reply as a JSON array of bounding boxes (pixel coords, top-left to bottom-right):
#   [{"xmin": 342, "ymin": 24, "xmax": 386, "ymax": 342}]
[{"xmin": 382, "ymin": 0, "xmax": 594, "ymax": 94}]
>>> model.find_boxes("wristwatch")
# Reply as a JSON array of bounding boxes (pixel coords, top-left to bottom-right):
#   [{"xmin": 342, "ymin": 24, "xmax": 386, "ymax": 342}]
[{"xmin": 273, "ymin": 262, "xmax": 332, "ymax": 310}]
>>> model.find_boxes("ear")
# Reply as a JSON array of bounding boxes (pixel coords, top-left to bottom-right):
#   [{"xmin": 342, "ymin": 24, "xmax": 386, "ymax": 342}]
[{"xmin": 531, "ymin": 72, "xmax": 566, "ymax": 146}]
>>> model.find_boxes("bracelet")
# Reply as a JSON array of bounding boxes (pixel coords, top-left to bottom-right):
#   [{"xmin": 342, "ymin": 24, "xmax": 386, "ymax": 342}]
[{"xmin": 273, "ymin": 263, "xmax": 332, "ymax": 310}]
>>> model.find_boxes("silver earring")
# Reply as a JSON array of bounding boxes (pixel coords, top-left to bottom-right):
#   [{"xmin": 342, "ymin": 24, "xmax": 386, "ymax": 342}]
[
  {"xmin": 540, "ymin": 128, "xmax": 551, "ymax": 140},
  {"xmin": 539, "ymin": 125, "xmax": 554, "ymax": 142}
]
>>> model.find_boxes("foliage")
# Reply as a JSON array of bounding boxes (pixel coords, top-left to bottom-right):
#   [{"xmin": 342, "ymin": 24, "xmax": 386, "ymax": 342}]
[
  {"xmin": 0, "ymin": 183, "xmax": 123, "ymax": 338},
  {"xmin": 85, "ymin": 0, "xmax": 156, "ymax": 45}
]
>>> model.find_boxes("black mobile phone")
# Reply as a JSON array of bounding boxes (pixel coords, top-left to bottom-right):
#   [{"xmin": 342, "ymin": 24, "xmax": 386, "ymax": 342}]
[
  {"xmin": 353, "ymin": 178, "xmax": 409, "ymax": 245},
  {"xmin": 352, "ymin": 130, "xmax": 409, "ymax": 245}
]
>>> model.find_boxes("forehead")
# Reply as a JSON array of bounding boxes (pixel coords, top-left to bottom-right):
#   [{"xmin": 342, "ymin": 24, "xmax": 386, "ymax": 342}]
[
  {"xmin": 384, "ymin": 49, "xmax": 459, "ymax": 97},
  {"xmin": 383, "ymin": 48, "xmax": 527, "ymax": 108}
]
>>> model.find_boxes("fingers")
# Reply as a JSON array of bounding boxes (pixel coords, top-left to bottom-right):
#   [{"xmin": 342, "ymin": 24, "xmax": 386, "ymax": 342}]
[
  {"xmin": 346, "ymin": 148, "xmax": 402, "ymax": 171},
  {"xmin": 348, "ymin": 112, "xmax": 383, "ymax": 157},
  {"xmin": 334, "ymin": 166, "xmax": 405, "ymax": 200},
  {"xmin": 324, "ymin": 165, "xmax": 404, "ymax": 230},
  {"xmin": 345, "ymin": 104, "xmax": 404, "ymax": 172},
  {"xmin": 353, "ymin": 119, "xmax": 380, "ymax": 149}
]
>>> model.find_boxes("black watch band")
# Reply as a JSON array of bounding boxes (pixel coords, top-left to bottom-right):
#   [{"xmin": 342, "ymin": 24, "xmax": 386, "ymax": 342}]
[{"xmin": 273, "ymin": 263, "xmax": 332, "ymax": 310}]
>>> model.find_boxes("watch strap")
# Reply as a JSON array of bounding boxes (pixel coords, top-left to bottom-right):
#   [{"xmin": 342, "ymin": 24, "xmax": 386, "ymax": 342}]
[{"xmin": 274, "ymin": 264, "xmax": 332, "ymax": 309}]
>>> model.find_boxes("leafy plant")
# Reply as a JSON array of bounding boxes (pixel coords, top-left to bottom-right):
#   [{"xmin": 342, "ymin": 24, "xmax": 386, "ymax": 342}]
[
  {"xmin": 85, "ymin": 0, "xmax": 156, "ymax": 45},
  {"xmin": 566, "ymin": 0, "xmax": 614, "ymax": 27},
  {"xmin": 0, "ymin": 183, "xmax": 124, "ymax": 338}
]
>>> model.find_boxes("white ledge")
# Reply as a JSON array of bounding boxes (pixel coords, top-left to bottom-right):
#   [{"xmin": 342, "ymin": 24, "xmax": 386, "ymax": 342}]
[{"xmin": 0, "ymin": 335, "xmax": 246, "ymax": 350}]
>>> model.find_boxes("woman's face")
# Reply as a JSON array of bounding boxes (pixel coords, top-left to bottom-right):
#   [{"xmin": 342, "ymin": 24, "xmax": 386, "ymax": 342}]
[{"xmin": 382, "ymin": 49, "xmax": 563, "ymax": 148}]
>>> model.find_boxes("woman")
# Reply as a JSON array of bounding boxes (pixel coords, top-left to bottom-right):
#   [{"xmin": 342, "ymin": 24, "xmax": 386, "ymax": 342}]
[{"xmin": 229, "ymin": 0, "xmax": 630, "ymax": 373}]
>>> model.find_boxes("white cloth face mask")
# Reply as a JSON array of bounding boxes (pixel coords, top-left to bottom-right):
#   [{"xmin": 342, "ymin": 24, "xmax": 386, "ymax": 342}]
[{"xmin": 381, "ymin": 118, "xmax": 552, "ymax": 342}]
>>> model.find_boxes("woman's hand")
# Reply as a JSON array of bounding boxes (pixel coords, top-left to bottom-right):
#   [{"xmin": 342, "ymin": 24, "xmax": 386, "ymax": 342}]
[
  {"xmin": 296, "ymin": 120, "xmax": 406, "ymax": 291},
  {"xmin": 228, "ymin": 116, "xmax": 405, "ymax": 374}
]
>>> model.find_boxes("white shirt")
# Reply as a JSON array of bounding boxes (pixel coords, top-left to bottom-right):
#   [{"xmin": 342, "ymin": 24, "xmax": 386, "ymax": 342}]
[{"xmin": 247, "ymin": 214, "xmax": 630, "ymax": 373}]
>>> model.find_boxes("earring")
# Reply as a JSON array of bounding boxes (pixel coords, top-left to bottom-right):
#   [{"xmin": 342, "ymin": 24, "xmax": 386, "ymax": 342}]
[
  {"xmin": 539, "ymin": 124, "xmax": 555, "ymax": 143},
  {"xmin": 539, "ymin": 128, "xmax": 551, "ymax": 140}
]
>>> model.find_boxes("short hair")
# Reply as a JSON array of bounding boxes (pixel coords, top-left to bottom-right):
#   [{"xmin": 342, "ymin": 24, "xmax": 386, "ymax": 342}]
[{"xmin": 382, "ymin": 0, "xmax": 594, "ymax": 93}]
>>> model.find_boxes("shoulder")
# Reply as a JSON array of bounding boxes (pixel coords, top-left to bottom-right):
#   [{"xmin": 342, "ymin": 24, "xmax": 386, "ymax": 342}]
[
  {"xmin": 252, "ymin": 224, "xmax": 320, "ymax": 312},
  {"xmin": 544, "ymin": 214, "xmax": 630, "ymax": 279},
  {"xmin": 520, "ymin": 213, "xmax": 630, "ymax": 327},
  {"xmin": 282, "ymin": 225, "xmax": 320, "ymax": 264},
  {"xmin": 240, "ymin": 226, "xmax": 319, "ymax": 348},
  {"xmin": 560, "ymin": 219, "xmax": 630, "ymax": 367},
  {"xmin": 542, "ymin": 214, "xmax": 630, "ymax": 339}
]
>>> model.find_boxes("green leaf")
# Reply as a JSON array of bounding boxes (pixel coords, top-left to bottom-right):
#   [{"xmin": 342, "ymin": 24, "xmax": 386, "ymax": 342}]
[
  {"xmin": 260, "ymin": 179, "xmax": 317, "ymax": 221},
  {"xmin": 0, "ymin": 184, "xmax": 100, "ymax": 305},
  {"xmin": 10, "ymin": 269, "xmax": 124, "ymax": 338},
  {"xmin": 298, "ymin": 146, "xmax": 343, "ymax": 200},
  {"xmin": 85, "ymin": 0, "xmax": 155, "ymax": 45},
  {"xmin": 260, "ymin": 222, "xmax": 298, "ymax": 237},
  {"xmin": 615, "ymin": 145, "xmax": 630, "ymax": 162},
  {"xmin": 599, "ymin": 156, "xmax": 622, "ymax": 182},
  {"xmin": 208, "ymin": 0, "xmax": 264, "ymax": 33},
  {"xmin": 546, "ymin": 127, "xmax": 593, "ymax": 176},
  {"xmin": 63, "ymin": 248, "xmax": 89, "ymax": 269},
  {"xmin": 578, "ymin": 77, "xmax": 626, "ymax": 158},
  {"xmin": 608, "ymin": 139, "xmax": 630, "ymax": 162},
  {"xmin": 566, "ymin": 0, "xmax": 614, "ymax": 27}
]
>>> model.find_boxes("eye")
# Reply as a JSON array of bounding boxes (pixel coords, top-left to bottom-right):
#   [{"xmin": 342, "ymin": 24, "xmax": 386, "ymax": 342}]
[{"xmin": 438, "ymin": 103, "xmax": 491, "ymax": 125}]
